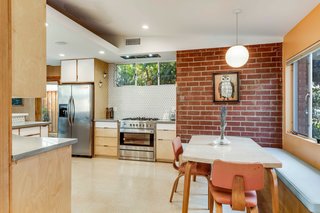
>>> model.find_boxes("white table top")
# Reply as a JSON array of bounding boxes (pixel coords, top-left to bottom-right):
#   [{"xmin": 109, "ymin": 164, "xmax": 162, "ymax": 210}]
[{"xmin": 182, "ymin": 135, "xmax": 282, "ymax": 168}]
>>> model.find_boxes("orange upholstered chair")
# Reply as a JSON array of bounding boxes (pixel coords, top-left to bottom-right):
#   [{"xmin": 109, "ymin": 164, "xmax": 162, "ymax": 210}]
[
  {"xmin": 208, "ymin": 160, "xmax": 264, "ymax": 213},
  {"xmin": 170, "ymin": 137, "xmax": 211, "ymax": 203}
]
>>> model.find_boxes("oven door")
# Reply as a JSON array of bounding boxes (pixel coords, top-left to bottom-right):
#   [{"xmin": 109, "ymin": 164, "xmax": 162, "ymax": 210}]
[{"xmin": 120, "ymin": 132, "xmax": 154, "ymax": 147}]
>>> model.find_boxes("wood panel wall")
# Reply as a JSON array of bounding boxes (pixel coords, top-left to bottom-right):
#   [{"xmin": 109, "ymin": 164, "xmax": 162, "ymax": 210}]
[
  {"xmin": 42, "ymin": 91, "xmax": 58, "ymax": 133},
  {"xmin": 283, "ymin": 4, "xmax": 320, "ymax": 170},
  {"xmin": 0, "ymin": 0, "xmax": 11, "ymax": 212},
  {"xmin": 94, "ymin": 59, "xmax": 108, "ymax": 119},
  {"xmin": 12, "ymin": 0, "xmax": 46, "ymax": 98}
]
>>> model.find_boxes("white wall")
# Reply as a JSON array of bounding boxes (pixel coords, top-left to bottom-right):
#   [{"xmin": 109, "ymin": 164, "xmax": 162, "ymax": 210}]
[{"xmin": 108, "ymin": 64, "xmax": 176, "ymax": 120}]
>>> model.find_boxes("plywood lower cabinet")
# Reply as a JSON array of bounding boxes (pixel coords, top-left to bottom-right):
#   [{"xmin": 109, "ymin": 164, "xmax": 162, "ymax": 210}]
[
  {"xmin": 94, "ymin": 121, "xmax": 118, "ymax": 157},
  {"xmin": 11, "ymin": 146, "xmax": 72, "ymax": 213},
  {"xmin": 156, "ymin": 123, "xmax": 176, "ymax": 162}
]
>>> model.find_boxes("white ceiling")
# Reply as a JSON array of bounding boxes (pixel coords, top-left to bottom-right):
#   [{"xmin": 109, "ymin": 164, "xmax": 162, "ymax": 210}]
[{"xmin": 46, "ymin": 0, "xmax": 319, "ymax": 65}]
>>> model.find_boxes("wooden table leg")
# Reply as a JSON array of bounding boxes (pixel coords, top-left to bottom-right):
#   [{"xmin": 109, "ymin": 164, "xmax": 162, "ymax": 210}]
[
  {"xmin": 267, "ymin": 168, "xmax": 279, "ymax": 213},
  {"xmin": 182, "ymin": 161, "xmax": 193, "ymax": 213}
]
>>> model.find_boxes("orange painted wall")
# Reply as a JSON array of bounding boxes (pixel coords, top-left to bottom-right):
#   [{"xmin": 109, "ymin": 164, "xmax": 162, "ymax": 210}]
[
  {"xmin": 283, "ymin": 4, "xmax": 320, "ymax": 61},
  {"xmin": 283, "ymin": 4, "xmax": 320, "ymax": 170}
]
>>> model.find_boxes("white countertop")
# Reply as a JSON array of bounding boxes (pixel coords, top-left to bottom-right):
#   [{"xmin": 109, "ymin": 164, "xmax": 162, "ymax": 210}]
[
  {"xmin": 12, "ymin": 121, "xmax": 51, "ymax": 129},
  {"xmin": 12, "ymin": 135, "xmax": 77, "ymax": 161}
]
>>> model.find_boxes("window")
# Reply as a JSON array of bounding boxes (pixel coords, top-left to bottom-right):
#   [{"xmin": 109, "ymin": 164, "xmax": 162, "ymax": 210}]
[
  {"xmin": 116, "ymin": 62, "xmax": 176, "ymax": 87},
  {"xmin": 159, "ymin": 62, "xmax": 176, "ymax": 85},
  {"xmin": 293, "ymin": 49, "xmax": 320, "ymax": 140},
  {"xmin": 116, "ymin": 64, "xmax": 135, "ymax": 86},
  {"xmin": 136, "ymin": 63, "xmax": 158, "ymax": 86}
]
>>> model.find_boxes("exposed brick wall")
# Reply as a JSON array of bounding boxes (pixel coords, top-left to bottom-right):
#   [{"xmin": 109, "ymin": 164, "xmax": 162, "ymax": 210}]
[{"xmin": 176, "ymin": 43, "xmax": 282, "ymax": 147}]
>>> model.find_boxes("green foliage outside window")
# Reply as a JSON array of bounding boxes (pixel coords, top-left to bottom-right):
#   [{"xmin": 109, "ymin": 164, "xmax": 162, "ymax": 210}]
[
  {"xmin": 116, "ymin": 61, "xmax": 176, "ymax": 87},
  {"xmin": 160, "ymin": 62, "xmax": 176, "ymax": 85},
  {"xmin": 116, "ymin": 64, "xmax": 135, "ymax": 86},
  {"xmin": 136, "ymin": 63, "xmax": 158, "ymax": 86}
]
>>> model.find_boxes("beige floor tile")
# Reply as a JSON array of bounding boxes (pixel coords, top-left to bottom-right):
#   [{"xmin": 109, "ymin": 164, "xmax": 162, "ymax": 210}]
[{"xmin": 72, "ymin": 157, "xmax": 244, "ymax": 213}]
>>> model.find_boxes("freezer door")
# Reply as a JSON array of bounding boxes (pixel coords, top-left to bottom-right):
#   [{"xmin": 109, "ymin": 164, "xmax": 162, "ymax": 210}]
[
  {"xmin": 71, "ymin": 84, "xmax": 94, "ymax": 156},
  {"xmin": 58, "ymin": 85, "xmax": 72, "ymax": 138}
]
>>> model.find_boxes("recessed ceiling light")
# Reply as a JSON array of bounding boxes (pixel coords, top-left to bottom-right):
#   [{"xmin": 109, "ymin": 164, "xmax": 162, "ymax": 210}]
[
  {"xmin": 126, "ymin": 55, "xmax": 130, "ymax": 58},
  {"xmin": 59, "ymin": 53, "xmax": 65, "ymax": 57},
  {"xmin": 99, "ymin": 50, "xmax": 105, "ymax": 54},
  {"xmin": 148, "ymin": 54, "xmax": 153, "ymax": 57},
  {"xmin": 142, "ymin": 25, "xmax": 149, "ymax": 30},
  {"xmin": 45, "ymin": 22, "xmax": 48, "ymax": 27}
]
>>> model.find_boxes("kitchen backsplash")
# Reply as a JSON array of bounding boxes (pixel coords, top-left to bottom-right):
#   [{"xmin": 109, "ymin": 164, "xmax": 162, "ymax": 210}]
[{"xmin": 108, "ymin": 64, "xmax": 176, "ymax": 119}]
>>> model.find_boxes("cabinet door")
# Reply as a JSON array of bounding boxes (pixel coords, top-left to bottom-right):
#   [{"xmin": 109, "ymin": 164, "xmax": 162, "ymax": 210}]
[
  {"xmin": 61, "ymin": 60, "xmax": 77, "ymax": 83},
  {"xmin": 156, "ymin": 139, "xmax": 174, "ymax": 162},
  {"xmin": 40, "ymin": 126, "xmax": 48, "ymax": 137},
  {"xmin": 77, "ymin": 59, "xmax": 94, "ymax": 82}
]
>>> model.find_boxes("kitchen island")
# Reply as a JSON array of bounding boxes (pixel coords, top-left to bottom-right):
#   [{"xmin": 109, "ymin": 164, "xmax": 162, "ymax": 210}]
[{"xmin": 11, "ymin": 135, "xmax": 77, "ymax": 213}]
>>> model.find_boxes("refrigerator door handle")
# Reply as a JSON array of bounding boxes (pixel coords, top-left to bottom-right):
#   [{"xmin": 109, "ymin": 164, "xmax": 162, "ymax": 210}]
[
  {"xmin": 71, "ymin": 96, "xmax": 75, "ymax": 124},
  {"xmin": 67, "ymin": 97, "xmax": 72, "ymax": 126}
]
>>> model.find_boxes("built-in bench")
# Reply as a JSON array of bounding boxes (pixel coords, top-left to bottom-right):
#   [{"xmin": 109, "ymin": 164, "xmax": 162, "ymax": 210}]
[{"xmin": 265, "ymin": 148, "xmax": 320, "ymax": 213}]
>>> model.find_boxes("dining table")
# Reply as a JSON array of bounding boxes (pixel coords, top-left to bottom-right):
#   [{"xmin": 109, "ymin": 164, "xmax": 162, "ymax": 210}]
[{"xmin": 181, "ymin": 135, "xmax": 282, "ymax": 213}]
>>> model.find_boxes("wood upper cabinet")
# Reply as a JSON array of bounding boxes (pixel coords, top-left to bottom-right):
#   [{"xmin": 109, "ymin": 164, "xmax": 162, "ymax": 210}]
[
  {"xmin": 12, "ymin": 0, "xmax": 46, "ymax": 98},
  {"xmin": 61, "ymin": 60, "xmax": 77, "ymax": 83},
  {"xmin": 61, "ymin": 59, "xmax": 95, "ymax": 83}
]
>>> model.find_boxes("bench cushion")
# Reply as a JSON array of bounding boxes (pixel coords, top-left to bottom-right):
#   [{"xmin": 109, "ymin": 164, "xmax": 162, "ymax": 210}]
[{"xmin": 265, "ymin": 148, "xmax": 320, "ymax": 213}]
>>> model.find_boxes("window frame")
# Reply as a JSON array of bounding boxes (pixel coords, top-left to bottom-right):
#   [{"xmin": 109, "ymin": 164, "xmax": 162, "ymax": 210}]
[{"xmin": 292, "ymin": 49, "xmax": 320, "ymax": 140}]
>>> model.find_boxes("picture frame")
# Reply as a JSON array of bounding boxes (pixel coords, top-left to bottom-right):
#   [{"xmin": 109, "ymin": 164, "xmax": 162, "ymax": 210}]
[
  {"xmin": 213, "ymin": 72, "xmax": 240, "ymax": 102},
  {"xmin": 12, "ymin": 98, "xmax": 23, "ymax": 106}
]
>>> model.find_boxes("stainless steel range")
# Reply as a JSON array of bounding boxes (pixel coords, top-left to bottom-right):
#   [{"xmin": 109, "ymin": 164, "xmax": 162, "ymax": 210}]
[{"xmin": 119, "ymin": 117, "xmax": 158, "ymax": 162}]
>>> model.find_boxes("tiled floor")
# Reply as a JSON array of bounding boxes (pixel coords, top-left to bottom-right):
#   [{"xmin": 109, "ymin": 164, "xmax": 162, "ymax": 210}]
[{"xmin": 72, "ymin": 157, "xmax": 244, "ymax": 213}]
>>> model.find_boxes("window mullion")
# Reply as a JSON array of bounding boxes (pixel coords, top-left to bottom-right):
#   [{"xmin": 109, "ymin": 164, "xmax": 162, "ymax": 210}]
[{"xmin": 308, "ymin": 54, "xmax": 313, "ymax": 138}]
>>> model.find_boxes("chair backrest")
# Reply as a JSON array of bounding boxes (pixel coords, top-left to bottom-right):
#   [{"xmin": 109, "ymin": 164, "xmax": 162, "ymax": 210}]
[
  {"xmin": 211, "ymin": 160, "xmax": 264, "ymax": 191},
  {"xmin": 172, "ymin": 137, "xmax": 183, "ymax": 162}
]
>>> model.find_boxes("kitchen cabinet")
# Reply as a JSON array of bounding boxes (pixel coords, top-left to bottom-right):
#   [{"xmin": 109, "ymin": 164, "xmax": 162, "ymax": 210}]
[
  {"xmin": 78, "ymin": 59, "xmax": 94, "ymax": 82},
  {"xmin": 13, "ymin": 125, "xmax": 49, "ymax": 137},
  {"xmin": 94, "ymin": 121, "xmax": 118, "ymax": 157},
  {"xmin": 61, "ymin": 59, "xmax": 95, "ymax": 83},
  {"xmin": 12, "ymin": 0, "xmax": 46, "ymax": 98},
  {"xmin": 61, "ymin": 60, "xmax": 77, "ymax": 83},
  {"xmin": 156, "ymin": 123, "xmax": 176, "ymax": 162}
]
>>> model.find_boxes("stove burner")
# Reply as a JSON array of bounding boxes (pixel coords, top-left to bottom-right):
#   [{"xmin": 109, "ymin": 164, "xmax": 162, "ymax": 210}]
[{"xmin": 122, "ymin": 117, "xmax": 159, "ymax": 121}]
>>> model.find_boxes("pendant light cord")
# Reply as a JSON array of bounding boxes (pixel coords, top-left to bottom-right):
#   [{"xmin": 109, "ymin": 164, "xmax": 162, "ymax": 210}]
[{"xmin": 236, "ymin": 11, "xmax": 239, "ymax": 45}]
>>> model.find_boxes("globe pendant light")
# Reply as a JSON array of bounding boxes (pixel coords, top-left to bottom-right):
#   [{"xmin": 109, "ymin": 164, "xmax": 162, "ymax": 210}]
[{"xmin": 226, "ymin": 10, "xmax": 249, "ymax": 68}]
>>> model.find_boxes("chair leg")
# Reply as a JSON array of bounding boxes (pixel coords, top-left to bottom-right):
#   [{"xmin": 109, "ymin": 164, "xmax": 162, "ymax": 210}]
[
  {"xmin": 215, "ymin": 201, "xmax": 223, "ymax": 213},
  {"xmin": 170, "ymin": 173, "xmax": 183, "ymax": 202},
  {"xmin": 249, "ymin": 206, "xmax": 259, "ymax": 213},
  {"xmin": 206, "ymin": 176, "xmax": 211, "ymax": 209},
  {"xmin": 193, "ymin": 175, "xmax": 196, "ymax": 182},
  {"xmin": 208, "ymin": 192, "xmax": 214, "ymax": 213},
  {"xmin": 174, "ymin": 173, "xmax": 183, "ymax": 192}
]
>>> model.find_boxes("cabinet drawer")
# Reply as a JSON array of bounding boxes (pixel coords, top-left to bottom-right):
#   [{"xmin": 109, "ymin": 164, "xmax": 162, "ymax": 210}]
[
  {"xmin": 20, "ymin": 127, "xmax": 41, "ymax": 136},
  {"xmin": 156, "ymin": 139, "xmax": 174, "ymax": 162},
  {"xmin": 157, "ymin": 123, "xmax": 176, "ymax": 130},
  {"xmin": 41, "ymin": 126, "xmax": 48, "ymax": 137},
  {"xmin": 95, "ymin": 122, "xmax": 117, "ymax": 128},
  {"xmin": 157, "ymin": 130, "xmax": 176, "ymax": 141},
  {"xmin": 95, "ymin": 137, "xmax": 118, "ymax": 147},
  {"xmin": 95, "ymin": 146, "xmax": 117, "ymax": 157},
  {"xmin": 12, "ymin": 129, "xmax": 19, "ymax": 135},
  {"xmin": 95, "ymin": 128, "xmax": 117, "ymax": 137}
]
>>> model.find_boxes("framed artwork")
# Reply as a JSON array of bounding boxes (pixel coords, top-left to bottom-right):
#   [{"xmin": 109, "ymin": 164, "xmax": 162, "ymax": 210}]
[
  {"xmin": 213, "ymin": 72, "xmax": 239, "ymax": 102},
  {"xmin": 12, "ymin": 98, "xmax": 23, "ymax": 106}
]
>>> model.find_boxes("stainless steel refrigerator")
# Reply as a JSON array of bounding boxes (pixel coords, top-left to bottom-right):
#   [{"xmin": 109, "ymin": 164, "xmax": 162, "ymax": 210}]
[{"xmin": 58, "ymin": 84, "xmax": 94, "ymax": 157}]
